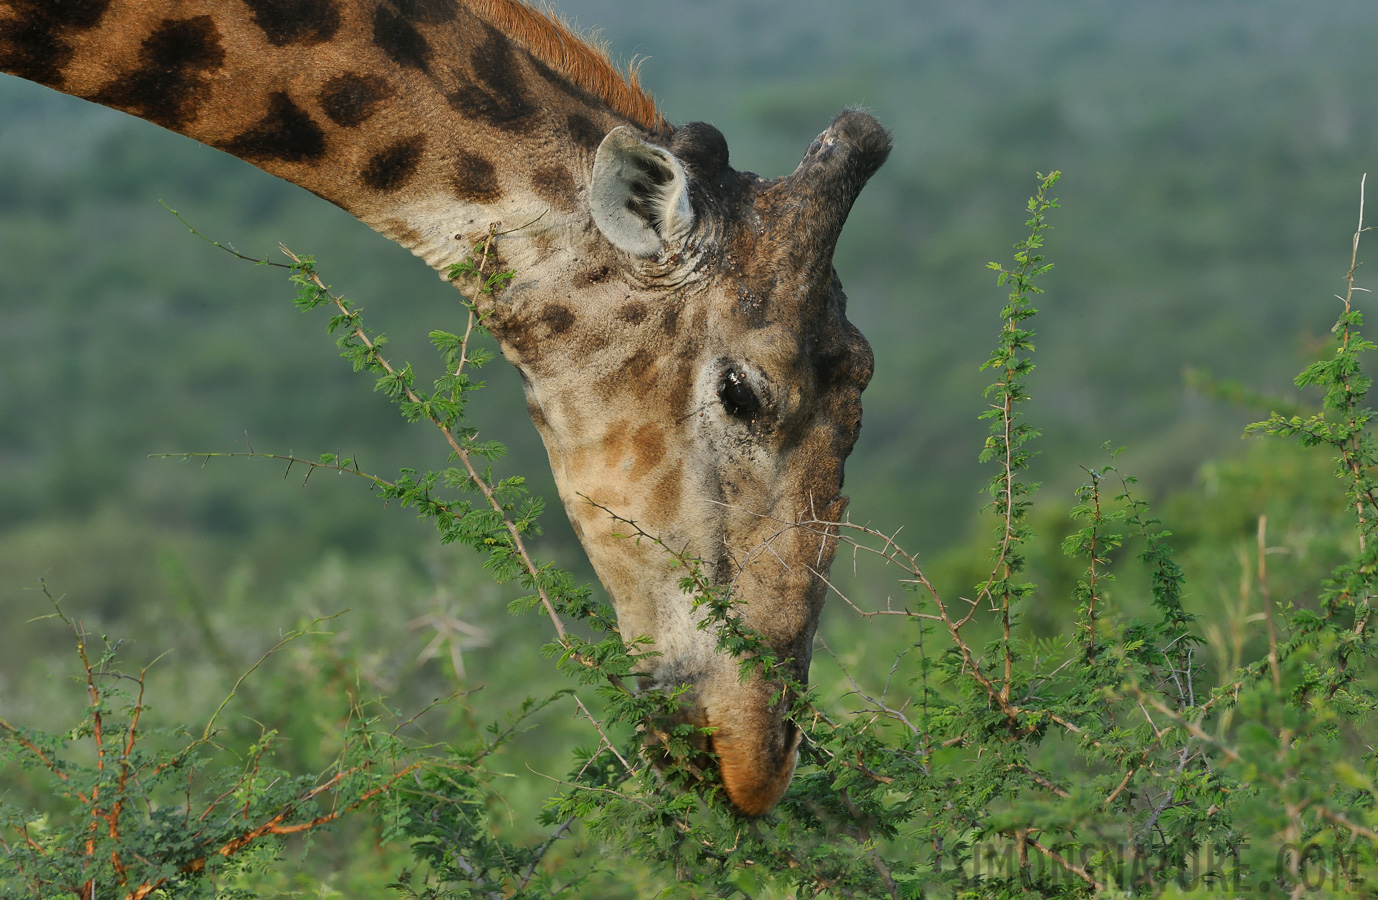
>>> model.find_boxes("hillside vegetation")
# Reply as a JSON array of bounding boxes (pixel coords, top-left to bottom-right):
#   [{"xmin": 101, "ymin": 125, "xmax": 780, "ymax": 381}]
[{"xmin": 1, "ymin": 2, "xmax": 1377, "ymax": 895}]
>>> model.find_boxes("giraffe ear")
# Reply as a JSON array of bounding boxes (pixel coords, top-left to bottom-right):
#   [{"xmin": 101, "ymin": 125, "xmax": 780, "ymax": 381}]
[{"xmin": 590, "ymin": 127, "xmax": 694, "ymax": 258}]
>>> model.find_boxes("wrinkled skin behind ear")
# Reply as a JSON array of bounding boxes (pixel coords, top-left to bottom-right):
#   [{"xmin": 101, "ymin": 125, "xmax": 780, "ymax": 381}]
[{"xmin": 590, "ymin": 127, "xmax": 695, "ymax": 257}]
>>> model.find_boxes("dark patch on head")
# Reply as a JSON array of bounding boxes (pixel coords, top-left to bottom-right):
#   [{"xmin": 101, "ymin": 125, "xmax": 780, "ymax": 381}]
[
  {"xmin": 496, "ymin": 318, "xmax": 536, "ymax": 359},
  {"xmin": 224, "ymin": 91, "xmax": 326, "ymax": 163},
  {"xmin": 654, "ymin": 469, "xmax": 683, "ymax": 518},
  {"xmin": 665, "ymin": 367, "xmax": 693, "ymax": 418},
  {"xmin": 318, "ymin": 73, "xmax": 394, "ymax": 127},
  {"xmin": 0, "ymin": 0, "xmax": 112, "ymax": 86},
  {"xmin": 734, "ymin": 280, "xmax": 770, "ymax": 329},
  {"xmin": 241, "ymin": 0, "xmax": 340, "ymax": 47},
  {"xmin": 671, "ymin": 122, "xmax": 730, "ymax": 178},
  {"xmin": 90, "ymin": 16, "xmax": 225, "ymax": 131},
  {"xmin": 597, "ymin": 348, "xmax": 655, "ymax": 399},
  {"xmin": 532, "ymin": 230, "xmax": 556, "ymax": 256},
  {"xmin": 388, "ymin": 0, "xmax": 457, "ymax": 23},
  {"xmin": 362, "ymin": 137, "xmax": 424, "ymax": 192},
  {"xmin": 450, "ymin": 150, "xmax": 501, "ymax": 203},
  {"xmin": 633, "ymin": 424, "xmax": 667, "ymax": 472},
  {"xmin": 660, "ymin": 305, "xmax": 680, "ymax": 336},
  {"xmin": 566, "ymin": 113, "xmax": 603, "ymax": 151},
  {"xmin": 526, "ymin": 395, "xmax": 549, "ymax": 431},
  {"xmin": 813, "ymin": 324, "xmax": 873, "ymax": 397},
  {"xmin": 372, "ymin": 5, "xmax": 430, "ymax": 71},
  {"xmin": 447, "ymin": 25, "xmax": 536, "ymax": 133},
  {"xmin": 543, "ymin": 305, "xmax": 576, "ymax": 335},
  {"xmin": 676, "ymin": 307, "xmax": 710, "ymax": 361},
  {"xmin": 530, "ymin": 165, "xmax": 575, "ymax": 211},
  {"xmin": 618, "ymin": 301, "xmax": 647, "ymax": 323},
  {"xmin": 491, "ymin": 294, "xmax": 557, "ymax": 369},
  {"xmin": 580, "ymin": 327, "xmax": 612, "ymax": 356}
]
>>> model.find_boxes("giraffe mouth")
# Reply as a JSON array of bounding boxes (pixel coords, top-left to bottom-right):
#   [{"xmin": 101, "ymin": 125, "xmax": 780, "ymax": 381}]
[
  {"xmin": 709, "ymin": 717, "xmax": 801, "ymax": 817},
  {"xmin": 642, "ymin": 678, "xmax": 801, "ymax": 817}
]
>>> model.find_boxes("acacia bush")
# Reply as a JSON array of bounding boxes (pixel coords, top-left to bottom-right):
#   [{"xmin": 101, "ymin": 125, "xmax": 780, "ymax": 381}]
[{"xmin": 3, "ymin": 174, "xmax": 1376, "ymax": 898}]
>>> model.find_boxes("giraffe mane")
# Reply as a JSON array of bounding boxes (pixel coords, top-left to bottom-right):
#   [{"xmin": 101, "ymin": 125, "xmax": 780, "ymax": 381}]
[{"xmin": 471, "ymin": 0, "xmax": 669, "ymax": 134}]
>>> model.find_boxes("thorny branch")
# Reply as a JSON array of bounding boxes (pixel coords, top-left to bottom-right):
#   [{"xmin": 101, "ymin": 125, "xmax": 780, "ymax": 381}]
[
  {"xmin": 28, "ymin": 175, "xmax": 1357, "ymax": 897},
  {"xmin": 281, "ymin": 240, "xmax": 571, "ymax": 646}
]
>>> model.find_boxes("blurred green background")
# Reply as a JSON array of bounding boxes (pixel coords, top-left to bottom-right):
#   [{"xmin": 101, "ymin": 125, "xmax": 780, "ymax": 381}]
[{"xmin": 1, "ymin": 0, "xmax": 1375, "ymax": 751}]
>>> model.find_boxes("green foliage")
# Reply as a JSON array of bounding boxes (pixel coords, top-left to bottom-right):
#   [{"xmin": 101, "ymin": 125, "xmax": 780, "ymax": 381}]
[
  {"xmin": 0, "ymin": 593, "xmax": 419, "ymax": 899},
  {"xmin": 6, "ymin": 175, "xmax": 1378, "ymax": 898}
]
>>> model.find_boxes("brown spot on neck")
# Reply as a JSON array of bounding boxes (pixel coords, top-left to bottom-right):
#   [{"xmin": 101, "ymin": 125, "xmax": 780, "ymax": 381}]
[
  {"xmin": 318, "ymin": 73, "xmax": 394, "ymax": 127},
  {"xmin": 0, "ymin": 0, "xmax": 113, "ymax": 86},
  {"xmin": 566, "ymin": 113, "xmax": 605, "ymax": 151},
  {"xmin": 450, "ymin": 150, "xmax": 502, "ymax": 202},
  {"xmin": 447, "ymin": 24, "xmax": 537, "ymax": 134},
  {"xmin": 390, "ymin": 0, "xmax": 458, "ymax": 24},
  {"xmin": 380, "ymin": 219, "xmax": 422, "ymax": 247},
  {"xmin": 531, "ymin": 165, "xmax": 576, "ymax": 212},
  {"xmin": 371, "ymin": 4, "xmax": 431, "ymax": 71},
  {"xmin": 90, "ymin": 16, "xmax": 224, "ymax": 130},
  {"xmin": 241, "ymin": 0, "xmax": 341, "ymax": 47},
  {"xmin": 224, "ymin": 91, "xmax": 326, "ymax": 163},
  {"xmin": 362, "ymin": 137, "xmax": 426, "ymax": 192}
]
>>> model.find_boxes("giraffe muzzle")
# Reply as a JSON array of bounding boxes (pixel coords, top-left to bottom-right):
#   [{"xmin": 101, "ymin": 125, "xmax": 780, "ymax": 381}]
[
  {"xmin": 699, "ymin": 674, "xmax": 802, "ymax": 817},
  {"xmin": 710, "ymin": 716, "xmax": 801, "ymax": 818}
]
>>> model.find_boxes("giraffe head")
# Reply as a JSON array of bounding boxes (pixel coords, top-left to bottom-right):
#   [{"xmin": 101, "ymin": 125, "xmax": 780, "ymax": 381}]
[{"xmin": 493, "ymin": 110, "xmax": 889, "ymax": 815}]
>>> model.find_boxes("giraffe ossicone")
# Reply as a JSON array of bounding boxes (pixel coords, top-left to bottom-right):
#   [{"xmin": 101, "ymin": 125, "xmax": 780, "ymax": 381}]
[{"xmin": 0, "ymin": 0, "xmax": 890, "ymax": 817}]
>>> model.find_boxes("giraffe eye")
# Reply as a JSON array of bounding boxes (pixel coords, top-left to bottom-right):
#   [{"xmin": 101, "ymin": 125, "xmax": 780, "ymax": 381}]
[{"xmin": 719, "ymin": 369, "xmax": 760, "ymax": 420}]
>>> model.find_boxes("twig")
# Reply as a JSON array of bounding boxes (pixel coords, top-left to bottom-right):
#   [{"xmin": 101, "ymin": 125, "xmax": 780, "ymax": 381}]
[
  {"xmin": 573, "ymin": 695, "xmax": 635, "ymax": 775},
  {"xmin": 202, "ymin": 612, "xmax": 347, "ymax": 740},
  {"xmin": 1026, "ymin": 835, "xmax": 1105, "ymax": 891}
]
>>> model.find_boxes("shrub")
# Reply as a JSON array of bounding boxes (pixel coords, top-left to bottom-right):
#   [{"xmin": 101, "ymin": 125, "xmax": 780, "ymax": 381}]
[{"xmin": 3, "ymin": 175, "xmax": 1375, "ymax": 898}]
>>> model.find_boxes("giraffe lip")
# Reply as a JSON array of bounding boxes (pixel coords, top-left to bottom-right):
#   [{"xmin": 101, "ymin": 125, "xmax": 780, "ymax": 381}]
[
  {"xmin": 640, "ymin": 683, "xmax": 798, "ymax": 815},
  {"xmin": 709, "ymin": 716, "xmax": 800, "ymax": 817}
]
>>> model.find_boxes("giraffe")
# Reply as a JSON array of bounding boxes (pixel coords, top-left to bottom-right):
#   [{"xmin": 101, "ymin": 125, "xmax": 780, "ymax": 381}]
[{"xmin": 0, "ymin": 0, "xmax": 889, "ymax": 816}]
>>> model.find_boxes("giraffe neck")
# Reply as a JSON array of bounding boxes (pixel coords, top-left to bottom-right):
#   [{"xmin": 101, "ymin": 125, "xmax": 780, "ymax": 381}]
[{"xmin": 0, "ymin": 0, "xmax": 666, "ymax": 274}]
